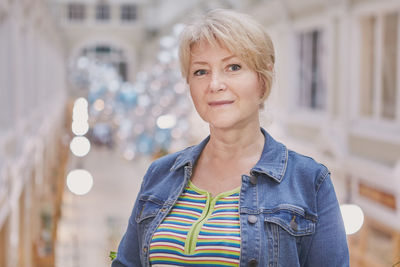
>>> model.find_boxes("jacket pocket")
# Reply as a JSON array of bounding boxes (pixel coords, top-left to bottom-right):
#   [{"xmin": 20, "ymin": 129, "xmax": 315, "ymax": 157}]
[
  {"xmin": 264, "ymin": 204, "xmax": 316, "ymax": 236},
  {"xmin": 135, "ymin": 195, "xmax": 164, "ymax": 223},
  {"xmin": 263, "ymin": 204, "xmax": 316, "ymax": 266}
]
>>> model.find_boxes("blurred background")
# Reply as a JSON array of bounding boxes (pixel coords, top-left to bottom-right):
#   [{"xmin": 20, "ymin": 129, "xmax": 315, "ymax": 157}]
[{"xmin": 0, "ymin": 0, "xmax": 400, "ymax": 266}]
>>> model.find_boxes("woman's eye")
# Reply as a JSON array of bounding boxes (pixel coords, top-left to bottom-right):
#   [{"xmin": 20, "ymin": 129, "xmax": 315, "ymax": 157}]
[
  {"xmin": 228, "ymin": 64, "xmax": 241, "ymax": 71},
  {"xmin": 194, "ymin": 69, "xmax": 207, "ymax": 76}
]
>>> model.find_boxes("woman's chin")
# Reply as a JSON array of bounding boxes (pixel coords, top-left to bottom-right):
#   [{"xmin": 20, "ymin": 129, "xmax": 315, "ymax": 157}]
[{"xmin": 207, "ymin": 119, "xmax": 247, "ymax": 131}]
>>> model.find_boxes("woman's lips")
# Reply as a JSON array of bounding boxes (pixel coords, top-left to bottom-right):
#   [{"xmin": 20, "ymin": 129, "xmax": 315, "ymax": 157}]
[{"xmin": 208, "ymin": 100, "xmax": 234, "ymax": 106}]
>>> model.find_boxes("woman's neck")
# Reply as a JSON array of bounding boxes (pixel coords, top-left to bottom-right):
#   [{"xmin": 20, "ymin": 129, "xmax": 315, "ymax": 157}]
[{"xmin": 205, "ymin": 121, "xmax": 265, "ymax": 162}]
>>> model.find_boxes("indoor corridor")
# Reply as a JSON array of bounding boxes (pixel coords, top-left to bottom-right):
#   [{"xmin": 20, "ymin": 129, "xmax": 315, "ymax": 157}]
[
  {"xmin": 1, "ymin": 0, "xmax": 400, "ymax": 267},
  {"xmin": 55, "ymin": 146, "xmax": 150, "ymax": 267}
]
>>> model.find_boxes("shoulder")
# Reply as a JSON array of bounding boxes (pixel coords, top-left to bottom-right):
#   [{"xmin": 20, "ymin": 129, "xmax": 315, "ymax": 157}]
[
  {"xmin": 140, "ymin": 145, "xmax": 195, "ymax": 188},
  {"xmin": 286, "ymin": 149, "xmax": 330, "ymax": 191},
  {"xmin": 287, "ymin": 149, "xmax": 329, "ymax": 174},
  {"xmin": 135, "ymin": 145, "xmax": 199, "ymax": 201},
  {"xmin": 147, "ymin": 146, "xmax": 193, "ymax": 173},
  {"xmin": 147, "ymin": 150, "xmax": 180, "ymax": 172}
]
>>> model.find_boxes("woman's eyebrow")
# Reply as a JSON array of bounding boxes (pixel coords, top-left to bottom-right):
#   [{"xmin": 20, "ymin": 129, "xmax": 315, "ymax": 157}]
[
  {"xmin": 191, "ymin": 61, "xmax": 208, "ymax": 66},
  {"xmin": 222, "ymin": 55, "xmax": 237, "ymax": 62},
  {"xmin": 191, "ymin": 55, "xmax": 238, "ymax": 66}
]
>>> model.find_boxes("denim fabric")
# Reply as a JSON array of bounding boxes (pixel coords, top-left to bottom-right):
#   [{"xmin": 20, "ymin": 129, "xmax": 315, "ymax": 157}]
[{"xmin": 112, "ymin": 128, "xmax": 349, "ymax": 267}]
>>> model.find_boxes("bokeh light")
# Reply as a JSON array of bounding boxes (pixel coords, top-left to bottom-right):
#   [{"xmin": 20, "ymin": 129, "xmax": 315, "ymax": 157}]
[
  {"xmin": 66, "ymin": 169, "xmax": 93, "ymax": 195},
  {"xmin": 157, "ymin": 114, "xmax": 177, "ymax": 129},
  {"xmin": 70, "ymin": 136, "xmax": 91, "ymax": 157},
  {"xmin": 93, "ymin": 99, "xmax": 105, "ymax": 112},
  {"xmin": 72, "ymin": 108, "xmax": 89, "ymax": 122},
  {"xmin": 340, "ymin": 204, "xmax": 365, "ymax": 235},
  {"xmin": 74, "ymin": 97, "xmax": 88, "ymax": 108},
  {"xmin": 123, "ymin": 148, "xmax": 135, "ymax": 161},
  {"xmin": 71, "ymin": 121, "xmax": 89, "ymax": 136},
  {"xmin": 77, "ymin": 56, "xmax": 89, "ymax": 70},
  {"xmin": 72, "ymin": 97, "xmax": 89, "ymax": 136}
]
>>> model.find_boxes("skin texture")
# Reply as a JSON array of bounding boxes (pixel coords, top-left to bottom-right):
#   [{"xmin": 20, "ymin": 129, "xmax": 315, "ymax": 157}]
[{"xmin": 188, "ymin": 41, "xmax": 266, "ymax": 196}]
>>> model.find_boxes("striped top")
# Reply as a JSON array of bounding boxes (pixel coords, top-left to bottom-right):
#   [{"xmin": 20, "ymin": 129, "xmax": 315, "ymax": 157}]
[{"xmin": 149, "ymin": 181, "xmax": 241, "ymax": 267}]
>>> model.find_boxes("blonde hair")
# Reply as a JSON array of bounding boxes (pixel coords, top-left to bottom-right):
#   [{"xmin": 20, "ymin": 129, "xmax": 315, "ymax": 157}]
[{"xmin": 178, "ymin": 9, "xmax": 275, "ymax": 100}]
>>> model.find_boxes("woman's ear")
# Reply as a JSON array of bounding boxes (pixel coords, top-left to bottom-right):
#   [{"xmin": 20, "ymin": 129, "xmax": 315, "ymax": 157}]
[{"xmin": 258, "ymin": 75, "xmax": 267, "ymax": 100}]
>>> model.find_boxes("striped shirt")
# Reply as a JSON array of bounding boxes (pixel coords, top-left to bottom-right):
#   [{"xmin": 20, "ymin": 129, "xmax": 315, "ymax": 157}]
[{"xmin": 149, "ymin": 181, "xmax": 241, "ymax": 266}]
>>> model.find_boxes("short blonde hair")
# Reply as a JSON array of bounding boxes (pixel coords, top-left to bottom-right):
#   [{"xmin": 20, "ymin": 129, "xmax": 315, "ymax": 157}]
[{"xmin": 178, "ymin": 9, "xmax": 275, "ymax": 100}]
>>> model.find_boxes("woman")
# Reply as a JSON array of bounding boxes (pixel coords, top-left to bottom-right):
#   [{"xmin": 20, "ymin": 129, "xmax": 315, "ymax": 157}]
[{"xmin": 112, "ymin": 9, "xmax": 349, "ymax": 267}]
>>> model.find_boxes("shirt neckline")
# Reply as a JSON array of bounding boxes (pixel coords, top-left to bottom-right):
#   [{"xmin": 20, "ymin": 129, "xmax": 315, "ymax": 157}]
[{"xmin": 187, "ymin": 180, "xmax": 241, "ymax": 200}]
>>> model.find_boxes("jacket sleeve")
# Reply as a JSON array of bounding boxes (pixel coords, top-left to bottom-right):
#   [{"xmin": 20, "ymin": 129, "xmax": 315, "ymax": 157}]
[{"xmin": 303, "ymin": 173, "xmax": 350, "ymax": 266}]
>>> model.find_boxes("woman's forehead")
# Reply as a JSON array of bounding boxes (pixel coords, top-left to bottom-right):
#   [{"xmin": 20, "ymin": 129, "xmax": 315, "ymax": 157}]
[
  {"xmin": 191, "ymin": 40, "xmax": 218, "ymax": 50},
  {"xmin": 190, "ymin": 40, "xmax": 233, "ymax": 57}
]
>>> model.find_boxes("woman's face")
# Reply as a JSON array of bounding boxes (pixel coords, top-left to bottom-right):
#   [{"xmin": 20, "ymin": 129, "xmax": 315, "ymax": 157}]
[{"xmin": 188, "ymin": 41, "xmax": 264, "ymax": 130}]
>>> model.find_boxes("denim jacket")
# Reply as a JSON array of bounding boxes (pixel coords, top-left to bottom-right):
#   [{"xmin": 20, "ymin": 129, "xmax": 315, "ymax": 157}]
[{"xmin": 112, "ymin": 128, "xmax": 349, "ymax": 267}]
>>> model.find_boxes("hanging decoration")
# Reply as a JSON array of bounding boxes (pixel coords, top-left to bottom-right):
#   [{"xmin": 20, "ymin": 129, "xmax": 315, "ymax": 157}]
[{"xmin": 68, "ymin": 24, "xmax": 191, "ymax": 160}]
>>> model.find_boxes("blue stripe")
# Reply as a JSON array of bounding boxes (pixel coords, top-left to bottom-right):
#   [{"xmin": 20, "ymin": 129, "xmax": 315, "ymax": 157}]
[
  {"xmin": 162, "ymin": 220, "xmax": 193, "ymax": 227},
  {"xmin": 166, "ymin": 214, "xmax": 199, "ymax": 220},
  {"xmin": 199, "ymin": 231, "xmax": 240, "ymax": 237},
  {"xmin": 183, "ymin": 189, "xmax": 202, "ymax": 195},
  {"xmin": 203, "ymin": 224, "xmax": 240, "ymax": 229},
  {"xmin": 208, "ymin": 216, "xmax": 239, "ymax": 220},
  {"xmin": 197, "ymin": 242, "xmax": 240, "ymax": 248},
  {"xmin": 215, "ymin": 201, "xmax": 239, "ymax": 204},
  {"xmin": 212, "ymin": 208, "xmax": 239, "ymax": 213},
  {"xmin": 156, "ymin": 228, "xmax": 188, "ymax": 235}
]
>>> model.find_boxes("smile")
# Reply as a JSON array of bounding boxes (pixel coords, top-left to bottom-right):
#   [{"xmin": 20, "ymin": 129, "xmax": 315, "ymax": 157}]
[{"xmin": 208, "ymin": 100, "xmax": 234, "ymax": 107}]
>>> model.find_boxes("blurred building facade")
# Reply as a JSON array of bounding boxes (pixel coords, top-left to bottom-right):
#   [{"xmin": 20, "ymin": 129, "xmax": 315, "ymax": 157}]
[
  {"xmin": 248, "ymin": 0, "xmax": 400, "ymax": 265},
  {"xmin": 0, "ymin": 0, "xmax": 399, "ymax": 266},
  {"xmin": 49, "ymin": 0, "xmax": 250, "ymax": 96},
  {"xmin": 0, "ymin": 0, "xmax": 69, "ymax": 267},
  {"xmin": 0, "ymin": 1, "xmax": 249, "ymax": 266}
]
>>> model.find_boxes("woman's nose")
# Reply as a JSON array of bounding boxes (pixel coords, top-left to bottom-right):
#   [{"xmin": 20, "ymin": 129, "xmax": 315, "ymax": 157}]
[{"xmin": 209, "ymin": 72, "xmax": 227, "ymax": 92}]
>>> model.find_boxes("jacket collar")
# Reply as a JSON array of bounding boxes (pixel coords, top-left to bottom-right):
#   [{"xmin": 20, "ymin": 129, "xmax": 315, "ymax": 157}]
[{"xmin": 170, "ymin": 128, "xmax": 288, "ymax": 183}]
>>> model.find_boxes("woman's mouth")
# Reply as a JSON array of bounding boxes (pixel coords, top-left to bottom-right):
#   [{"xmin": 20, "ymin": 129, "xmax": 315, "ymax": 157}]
[{"xmin": 208, "ymin": 100, "xmax": 234, "ymax": 107}]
